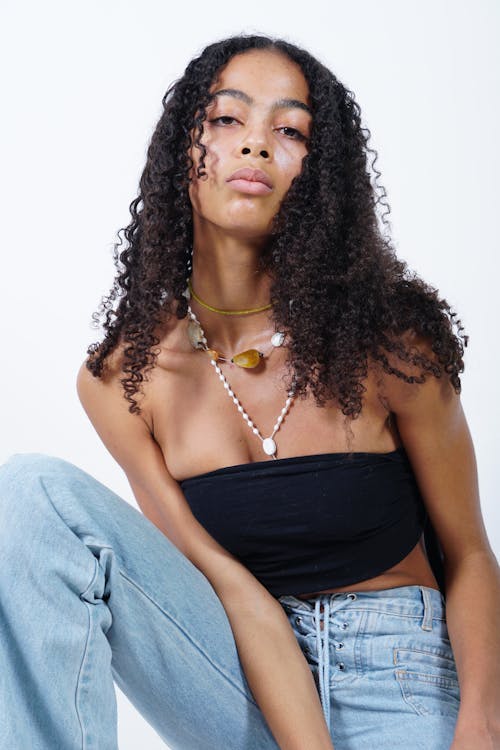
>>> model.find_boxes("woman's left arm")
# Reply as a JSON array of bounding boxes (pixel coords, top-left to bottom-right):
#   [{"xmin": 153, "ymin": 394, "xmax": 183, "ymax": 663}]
[{"xmin": 380, "ymin": 333, "xmax": 500, "ymax": 747}]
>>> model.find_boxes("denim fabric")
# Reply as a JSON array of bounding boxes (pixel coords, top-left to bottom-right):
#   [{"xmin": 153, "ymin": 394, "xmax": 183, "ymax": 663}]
[
  {"xmin": 0, "ymin": 453, "xmax": 460, "ymax": 749},
  {"xmin": 278, "ymin": 586, "xmax": 460, "ymax": 748}
]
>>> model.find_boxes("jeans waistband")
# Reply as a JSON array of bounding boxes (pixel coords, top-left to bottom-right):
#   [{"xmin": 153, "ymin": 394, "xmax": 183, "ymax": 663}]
[{"xmin": 278, "ymin": 584, "xmax": 445, "ymax": 622}]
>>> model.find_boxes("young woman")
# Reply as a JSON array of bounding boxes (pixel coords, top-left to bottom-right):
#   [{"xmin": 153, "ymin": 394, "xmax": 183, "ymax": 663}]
[{"xmin": 1, "ymin": 34, "xmax": 499, "ymax": 750}]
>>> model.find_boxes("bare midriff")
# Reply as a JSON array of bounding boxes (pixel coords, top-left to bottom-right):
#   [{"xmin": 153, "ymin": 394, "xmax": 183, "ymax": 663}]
[{"xmin": 294, "ymin": 532, "xmax": 440, "ymax": 600}]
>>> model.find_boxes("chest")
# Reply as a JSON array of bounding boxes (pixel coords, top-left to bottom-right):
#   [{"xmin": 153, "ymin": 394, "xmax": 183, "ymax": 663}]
[{"xmin": 140, "ymin": 340, "xmax": 399, "ymax": 483}]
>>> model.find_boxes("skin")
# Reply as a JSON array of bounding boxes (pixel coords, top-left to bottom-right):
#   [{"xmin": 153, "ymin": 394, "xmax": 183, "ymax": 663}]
[
  {"xmin": 80, "ymin": 49, "xmax": 500, "ymax": 741},
  {"xmin": 186, "ymin": 47, "xmax": 312, "ymax": 354},
  {"xmin": 144, "ymin": 48, "xmax": 440, "ymax": 602}
]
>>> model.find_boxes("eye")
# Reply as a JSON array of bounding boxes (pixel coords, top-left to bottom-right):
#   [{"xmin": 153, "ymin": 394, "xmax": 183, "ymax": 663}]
[
  {"xmin": 208, "ymin": 117, "xmax": 308, "ymax": 143},
  {"xmin": 277, "ymin": 126, "xmax": 307, "ymax": 142},
  {"xmin": 209, "ymin": 116, "xmax": 239, "ymax": 126}
]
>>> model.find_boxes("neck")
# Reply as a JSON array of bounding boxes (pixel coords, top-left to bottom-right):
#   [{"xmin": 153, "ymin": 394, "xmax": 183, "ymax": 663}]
[{"xmin": 189, "ymin": 236, "xmax": 276, "ymax": 353}]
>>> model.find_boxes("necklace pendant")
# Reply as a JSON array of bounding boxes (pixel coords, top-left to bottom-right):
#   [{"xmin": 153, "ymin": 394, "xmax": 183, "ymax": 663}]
[
  {"xmin": 187, "ymin": 304, "xmax": 295, "ymax": 461},
  {"xmin": 262, "ymin": 437, "xmax": 277, "ymax": 456},
  {"xmin": 231, "ymin": 349, "xmax": 264, "ymax": 368}
]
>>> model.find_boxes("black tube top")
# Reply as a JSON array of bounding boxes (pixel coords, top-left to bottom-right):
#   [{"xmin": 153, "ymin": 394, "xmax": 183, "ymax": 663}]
[{"xmin": 179, "ymin": 447, "xmax": 446, "ymax": 599}]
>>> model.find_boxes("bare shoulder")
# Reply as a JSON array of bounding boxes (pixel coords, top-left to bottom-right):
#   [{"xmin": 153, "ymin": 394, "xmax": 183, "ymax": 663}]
[
  {"xmin": 367, "ymin": 329, "xmax": 450, "ymax": 412},
  {"xmin": 79, "ymin": 328, "xmax": 175, "ymax": 432},
  {"xmin": 76, "ymin": 338, "xmax": 154, "ymax": 435},
  {"xmin": 76, "ymin": 345, "xmax": 153, "ymax": 476}
]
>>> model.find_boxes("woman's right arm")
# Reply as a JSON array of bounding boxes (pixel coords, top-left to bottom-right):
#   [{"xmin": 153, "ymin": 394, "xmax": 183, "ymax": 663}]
[{"xmin": 76, "ymin": 360, "xmax": 335, "ymax": 750}]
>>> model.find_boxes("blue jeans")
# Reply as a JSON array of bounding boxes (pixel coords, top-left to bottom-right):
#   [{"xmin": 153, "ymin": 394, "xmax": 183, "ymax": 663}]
[{"xmin": 0, "ymin": 453, "xmax": 460, "ymax": 749}]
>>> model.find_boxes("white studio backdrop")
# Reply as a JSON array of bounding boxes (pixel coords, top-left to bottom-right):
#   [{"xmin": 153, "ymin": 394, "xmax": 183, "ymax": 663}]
[{"xmin": 0, "ymin": 1, "xmax": 498, "ymax": 748}]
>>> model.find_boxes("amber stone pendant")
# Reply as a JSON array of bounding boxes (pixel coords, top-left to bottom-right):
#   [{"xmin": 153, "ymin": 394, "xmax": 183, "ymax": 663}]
[{"xmin": 230, "ymin": 349, "xmax": 264, "ymax": 368}]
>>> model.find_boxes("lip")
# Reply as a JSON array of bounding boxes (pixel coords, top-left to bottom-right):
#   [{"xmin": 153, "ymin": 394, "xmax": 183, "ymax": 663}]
[
  {"xmin": 226, "ymin": 167, "xmax": 274, "ymax": 191},
  {"xmin": 227, "ymin": 179, "xmax": 273, "ymax": 195}
]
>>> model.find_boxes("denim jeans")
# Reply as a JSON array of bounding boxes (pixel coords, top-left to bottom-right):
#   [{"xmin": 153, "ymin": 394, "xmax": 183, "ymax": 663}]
[{"xmin": 0, "ymin": 453, "xmax": 460, "ymax": 749}]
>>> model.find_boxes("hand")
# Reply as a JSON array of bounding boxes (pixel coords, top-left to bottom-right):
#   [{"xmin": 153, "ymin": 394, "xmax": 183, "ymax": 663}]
[{"xmin": 450, "ymin": 723, "xmax": 500, "ymax": 750}]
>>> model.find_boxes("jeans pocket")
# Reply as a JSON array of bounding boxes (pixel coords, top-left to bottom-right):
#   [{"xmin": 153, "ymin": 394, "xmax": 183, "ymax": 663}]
[{"xmin": 393, "ymin": 639, "xmax": 461, "ymax": 716}]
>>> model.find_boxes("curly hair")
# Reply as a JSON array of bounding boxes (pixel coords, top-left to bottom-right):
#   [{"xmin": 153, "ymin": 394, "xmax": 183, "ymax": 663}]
[{"xmin": 85, "ymin": 33, "xmax": 468, "ymax": 429}]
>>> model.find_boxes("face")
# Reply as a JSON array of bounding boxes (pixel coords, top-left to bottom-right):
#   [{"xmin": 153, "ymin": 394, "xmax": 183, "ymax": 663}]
[{"xmin": 187, "ymin": 49, "xmax": 312, "ymax": 240}]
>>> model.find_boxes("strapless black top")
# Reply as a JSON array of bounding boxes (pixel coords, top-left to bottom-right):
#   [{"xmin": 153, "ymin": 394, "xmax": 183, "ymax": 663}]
[{"xmin": 179, "ymin": 447, "xmax": 446, "ymax": 599}]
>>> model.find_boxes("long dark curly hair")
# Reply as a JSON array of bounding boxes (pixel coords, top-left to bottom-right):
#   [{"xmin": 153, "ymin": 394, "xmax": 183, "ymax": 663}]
[{"xmin": 85, "ymin": 33, "xmax": 467, "ymax": 427}]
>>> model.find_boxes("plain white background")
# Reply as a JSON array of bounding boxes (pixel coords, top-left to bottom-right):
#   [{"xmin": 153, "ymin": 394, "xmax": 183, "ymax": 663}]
[{"xmin": 1, "ymin": 1, "xmax": 498, "ymax": 747}]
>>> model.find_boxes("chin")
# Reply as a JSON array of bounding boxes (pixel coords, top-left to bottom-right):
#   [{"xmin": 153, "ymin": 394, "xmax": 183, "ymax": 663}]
[
  {"xmin": 222, "ymin": 222, "xmax": 271, "ymax": 240},
  {"xmin": 222, "ymin": 206, "xmax": 277, "ymax": 234},
  {"xmin": 197, "ymin": 211, "xmax": 272, "ymax": 237}
]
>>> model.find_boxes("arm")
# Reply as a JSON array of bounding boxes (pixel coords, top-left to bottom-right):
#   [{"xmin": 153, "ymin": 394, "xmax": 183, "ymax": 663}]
[
  {"xmin": 76, "ymin": 358, "xmax": 334, "ymax": 750},
  {"xmin": 379, "ymin": 333, "xmax": 500, "ymax": 743}
]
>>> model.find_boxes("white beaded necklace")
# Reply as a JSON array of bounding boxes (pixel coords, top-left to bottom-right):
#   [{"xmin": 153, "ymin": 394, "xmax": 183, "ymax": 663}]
[{"xmin": 184, "ymin": 290, "xmax": 296, "ymax": 460}]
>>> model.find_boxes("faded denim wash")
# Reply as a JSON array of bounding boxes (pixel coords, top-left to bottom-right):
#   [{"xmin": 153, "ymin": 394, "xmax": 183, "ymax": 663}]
[{"xmin": 0, "ymin": 453, "xmax": 460, "ymax": 749}]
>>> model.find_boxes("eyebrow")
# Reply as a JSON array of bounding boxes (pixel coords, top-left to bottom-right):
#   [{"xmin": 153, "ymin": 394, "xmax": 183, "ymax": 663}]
[{"xmin": 210, "ymin": 88, "xmax": 312, "ymax": 115}]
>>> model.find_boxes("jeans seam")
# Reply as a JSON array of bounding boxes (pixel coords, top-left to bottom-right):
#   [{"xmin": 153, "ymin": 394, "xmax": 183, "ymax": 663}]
[
  {"xmin": 342, "ymin": 608, "xmax": 446, "ymax": 621},
  {"xmin": 76, "ymin": 557, "xmax": 99, "ymax": 750},
  {"xmin": 117, "ymin": 569, "xmax": 259, "ymax": 708},
  {"xmin": 30, "ymin": 475, "xmax": 113, "ymax": 748},
  {"xmin": 283, "ymin": 607, "xmax": 446, "ymax": 621}
]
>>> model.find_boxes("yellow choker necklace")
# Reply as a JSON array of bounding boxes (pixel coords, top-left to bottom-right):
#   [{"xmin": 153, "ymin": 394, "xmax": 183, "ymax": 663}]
[{"xmin": 187, "ymin": 277, "xmax": 272, "ymax": 316}]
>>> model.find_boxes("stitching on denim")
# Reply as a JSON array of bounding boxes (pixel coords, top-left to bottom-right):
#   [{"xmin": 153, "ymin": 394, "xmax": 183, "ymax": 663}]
[
  {"xmin": 394, "ymin": 646, "xmax": 455, "ymax": 663},
  {"xmin": 75, "ymin": 576, "xmax": 95, "ymax": 750},
  {"xmin": 283, "ymin": 605, "xmax": 446, "ymax": 621},
  {"xmin": 395, "ymin": 668, "xmax": 459, "ymax": 689}
]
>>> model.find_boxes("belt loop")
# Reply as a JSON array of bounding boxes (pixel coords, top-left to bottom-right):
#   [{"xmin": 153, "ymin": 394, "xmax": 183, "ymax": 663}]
[{"xmin": 420, "ymin": 586, "xmax": 433, "ymax": 631}]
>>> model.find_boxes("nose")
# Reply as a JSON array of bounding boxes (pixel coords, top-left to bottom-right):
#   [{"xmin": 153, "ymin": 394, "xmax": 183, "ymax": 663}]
[
  {"xmin": 239, "ymin": 121, "xmax": 272, "ymax": 160},
  {"xmin": 241, "ymin": 144, "xmax": 270, "ymax": 159}
]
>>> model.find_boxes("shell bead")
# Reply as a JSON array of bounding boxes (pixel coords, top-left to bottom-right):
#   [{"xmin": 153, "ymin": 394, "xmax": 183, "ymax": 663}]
[
  {"xmin": 271, "ymin": 332, "xmax": 285, "ymax": 347},
  {"xmin": 187, "ymin": 320, "xmax": 205, "ymax": 349},
  {"xmin": 263, "ymin": 437, "xmax": 277, "ymax": 455}
]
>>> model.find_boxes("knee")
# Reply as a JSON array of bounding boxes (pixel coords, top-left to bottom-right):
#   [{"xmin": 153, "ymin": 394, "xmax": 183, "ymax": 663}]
[
  {"xmin": 0, "ymin": 453, "xmax": 87, "ymax": 539},
  {"xmin": 0, "ymin": 455, "xmax": 80, "ymax": 575},
  {"xmin": 1, "ymin": 452, "xmax": 70, "ymax": 478}
]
